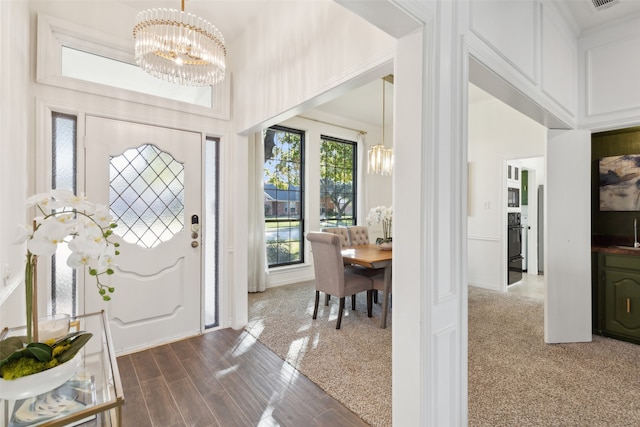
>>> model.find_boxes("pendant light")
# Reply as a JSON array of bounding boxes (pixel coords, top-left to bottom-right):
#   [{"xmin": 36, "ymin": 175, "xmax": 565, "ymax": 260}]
[
  {"xmin": 133, "ymin": 0, "xmax": 226, "ymax": 86},
  {"xmin": 368, "ymin": 78, "xmax": 394, "ymax": 175}
]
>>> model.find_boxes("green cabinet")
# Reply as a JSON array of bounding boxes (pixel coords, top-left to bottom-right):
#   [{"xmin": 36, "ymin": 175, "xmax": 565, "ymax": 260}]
[
  {"xmin": 598, "ymin": 253, "xmax": 640, "ymax": 343},
  {"xmin": 521, "ymin": 170, "xmax": 528, "ymax": 206}
]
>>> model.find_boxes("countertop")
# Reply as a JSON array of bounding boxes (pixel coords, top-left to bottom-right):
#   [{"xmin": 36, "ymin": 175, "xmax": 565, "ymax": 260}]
[{"xmin": 592, "ymin": 243, "xmax": 640, "ymax": 256}]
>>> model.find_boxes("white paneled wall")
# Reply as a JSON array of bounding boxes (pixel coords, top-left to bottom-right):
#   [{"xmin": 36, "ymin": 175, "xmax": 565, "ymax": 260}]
[
  {"xmin": 579, "ymin": 15, "xmax": 640, "ymax": 129},
  {"xmin": 469, "ymin": 0, "xmax": 538, "ymax": 83},
  {"xmin": 465, "ymin": 1, "xmax": 578, "ymax": 128},
  {"xmin": 541, "ymin": 6, "xmax": 577, "ymax": 116}
]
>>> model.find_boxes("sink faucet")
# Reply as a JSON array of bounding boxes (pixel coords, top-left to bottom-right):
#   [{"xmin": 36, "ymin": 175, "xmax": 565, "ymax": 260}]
[{"xmin": 635, "ymin": 219, "xmax": 640, "ymax": 248}]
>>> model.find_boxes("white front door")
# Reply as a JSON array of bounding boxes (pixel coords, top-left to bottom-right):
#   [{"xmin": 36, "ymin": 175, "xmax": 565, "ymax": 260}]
[{"xmin": 85, "ymin": 116, "xmax": 202, "ymax": 353}]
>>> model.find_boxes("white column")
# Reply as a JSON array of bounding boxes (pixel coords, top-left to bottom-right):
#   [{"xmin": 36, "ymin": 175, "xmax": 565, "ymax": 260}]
[
  {"xmin": 394, "ymin": 1, "xmax": 467, "ymax": 425},
  {"xmin": 544, "ymin": 129, "xmax": 592, "ymax": 343}
]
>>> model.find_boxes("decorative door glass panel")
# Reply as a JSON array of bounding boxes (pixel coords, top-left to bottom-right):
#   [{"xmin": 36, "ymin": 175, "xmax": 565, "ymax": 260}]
[
  {"xmin": 52, "ymin": 112, "xmax": 78, "ymax": 316},
  {"xmin": 109, "ymin": 144, "xmax": 185, "ymax": 248}
]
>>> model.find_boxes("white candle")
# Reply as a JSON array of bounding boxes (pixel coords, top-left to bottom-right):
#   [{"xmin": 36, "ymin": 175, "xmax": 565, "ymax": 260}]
[{"xmin": 38, "ymin": 316, "xmax": 69, "ymax": 342}]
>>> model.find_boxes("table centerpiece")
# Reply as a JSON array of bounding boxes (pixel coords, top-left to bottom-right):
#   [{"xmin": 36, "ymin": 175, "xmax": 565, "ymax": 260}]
[{"xmin": 367, "ymin": 205, "xmax": 393, "ymax": 249}]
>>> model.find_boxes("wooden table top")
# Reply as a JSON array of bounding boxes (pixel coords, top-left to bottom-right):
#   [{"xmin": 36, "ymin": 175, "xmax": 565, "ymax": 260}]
[{"xmin": 341, "ymin": 244, "xmax": 392, "ymax": 268}]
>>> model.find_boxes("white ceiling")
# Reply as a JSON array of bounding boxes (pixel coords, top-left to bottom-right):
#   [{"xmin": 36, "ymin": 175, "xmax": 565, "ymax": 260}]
[{"xmin": 119, "ymin": 0, "xmax": 640, "ymax": 127}]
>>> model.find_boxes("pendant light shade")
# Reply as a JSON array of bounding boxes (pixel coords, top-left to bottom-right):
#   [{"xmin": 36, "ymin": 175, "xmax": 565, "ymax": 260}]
[
  {"xmin": 368, "ymin": 143, "xmax": 394, "ymax": 175},
  {"xmin": 133, "ymin": 0, "xmax": 226, "ymax": 86},
  {"xmin": 368, "ymin": 77, "xmax": 394, "ymax": 175}
]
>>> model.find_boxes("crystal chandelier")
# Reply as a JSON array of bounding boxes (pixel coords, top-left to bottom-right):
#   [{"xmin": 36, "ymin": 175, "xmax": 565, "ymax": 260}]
[
  {"xmin": 133, "ymin": 0, "xmax": 226, "ymax": 86},
  {"xmin": 368, "ymin": 78, "xmax": 394, "ymax": 175}
]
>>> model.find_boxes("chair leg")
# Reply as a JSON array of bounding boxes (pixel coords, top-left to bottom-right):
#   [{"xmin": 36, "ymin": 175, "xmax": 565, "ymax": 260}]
[
  {"xmin": 351, "ymin": 294, "xmax": 356, "ymax": 310},
  {"xmin": 373, "ymin": 290, "xmax": 379, "ymax": 304},
  {"xmin": 336, "ymin": 297, "xmax": 345, "ymax": 329},
  {"xmin": 313, "ymin": 291, "xmax": 320, "ymax": 319},
  {"xmin": 325, "ymin": 294, "xmax": 330, "ymax": 306},
  {"xmin": 367, "ymin": 290, "xmax": 373, "ymax": 317}
]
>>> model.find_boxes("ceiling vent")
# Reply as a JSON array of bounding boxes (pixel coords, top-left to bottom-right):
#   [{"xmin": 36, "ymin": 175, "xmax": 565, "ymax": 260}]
[{"xmin": 591, "ymin": 0, "xmax": 619, "ymax": 11}]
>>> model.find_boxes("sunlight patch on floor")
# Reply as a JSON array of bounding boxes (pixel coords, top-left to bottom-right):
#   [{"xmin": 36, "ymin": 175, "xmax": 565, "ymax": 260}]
[
  {"xmin": 285, "ymin": 336, "xmax": 309, "ymax": 367},
  {"xmin": 214, "ymin": 365, "xmax": 239, "ymax": 379}
]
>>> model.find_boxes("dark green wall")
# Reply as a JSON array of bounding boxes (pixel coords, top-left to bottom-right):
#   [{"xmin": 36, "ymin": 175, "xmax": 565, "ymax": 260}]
[{"xmin": 592, "ymin": 127, "xmax": 640, "ymax": 240}]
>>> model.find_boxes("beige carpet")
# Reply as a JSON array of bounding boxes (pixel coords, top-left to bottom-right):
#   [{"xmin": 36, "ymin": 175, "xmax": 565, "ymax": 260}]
[
  {"xmin": 247, "ymin": 282, "xmax": 640, "ymax": 427},
  {"xmin": 469, "ymin": 286, "xmax": 640, "ymax": 426},
  {"xmin": 246, "ymin": 280, "xmax": 391, "ymax": 427}
]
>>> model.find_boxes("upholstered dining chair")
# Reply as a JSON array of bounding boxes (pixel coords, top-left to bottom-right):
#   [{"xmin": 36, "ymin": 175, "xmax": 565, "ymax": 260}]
[
  {"xmin": 370, "ymin": 271, "xmax": 392, "ymax": 327},
  {"xmin": 347, "ymin": 225, "xmax": 384, "ymax": 303},
  {"xmin": 320, "ymin": 226, "xmax": 351, "ymax": 247},
  {"xmin": 307, "ymin": 231, "xmax": 373, "ymax": 329},
  {"xmin": 321, "ymin": 226, "xmax": 356, "ymax": 305},
  {"xmin": 347, "ymin": 225, "xmax": 369, "ymax": 246}
]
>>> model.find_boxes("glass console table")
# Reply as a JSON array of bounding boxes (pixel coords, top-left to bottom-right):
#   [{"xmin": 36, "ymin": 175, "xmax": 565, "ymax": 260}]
[{"xmin": 1, "ymin": 311, "xmax": 124, "ymax": 426}]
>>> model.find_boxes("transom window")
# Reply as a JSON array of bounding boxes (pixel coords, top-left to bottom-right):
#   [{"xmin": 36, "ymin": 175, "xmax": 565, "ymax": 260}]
[
  {"xmin": 320, "ymin": 136, "xmax": 357, "ymax": 227},
  {"xmin": 264, "ymin": 126, "xmax": 305, "ymax": 267}
]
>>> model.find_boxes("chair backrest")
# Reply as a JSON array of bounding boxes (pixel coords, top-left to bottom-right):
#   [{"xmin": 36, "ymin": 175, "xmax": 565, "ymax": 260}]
[
  {"xmin": 320, "ymin": 227, "xmax": 351, "ymax": 248},
  {"xmin": 347, "ymin": 226, "xmax": 370, "ymax": 245},
  {"xmin": 307, "ymin": 231, "xmax": 345, "ymax": 297}
]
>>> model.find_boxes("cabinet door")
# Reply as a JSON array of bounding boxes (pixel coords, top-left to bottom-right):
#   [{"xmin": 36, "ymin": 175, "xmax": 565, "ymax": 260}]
[{"xmin": 604, "ymin": 270, "xmax": 640, "ymax": 338}]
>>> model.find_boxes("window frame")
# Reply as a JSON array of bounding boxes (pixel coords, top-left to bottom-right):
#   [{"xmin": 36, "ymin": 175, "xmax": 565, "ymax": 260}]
[
  {"xmin": 264, "ymin": 125, "xmax": 306, "ymax": 268},
  {"xmin": 319, "ymin": 135, "xmax": 358, "ymax": 228}
]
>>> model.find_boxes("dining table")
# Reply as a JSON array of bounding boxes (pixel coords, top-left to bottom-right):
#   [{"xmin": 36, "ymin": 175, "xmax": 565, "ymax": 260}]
[{"xmin": 341, "ymin": 244, "xmax": 392, "ymax": 328}]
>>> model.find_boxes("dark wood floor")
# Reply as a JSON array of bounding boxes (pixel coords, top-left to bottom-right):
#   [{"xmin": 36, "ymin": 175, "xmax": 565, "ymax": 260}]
[{"xmin": 116, "ymin": 328, "xmax": 370, "ymax": 427}]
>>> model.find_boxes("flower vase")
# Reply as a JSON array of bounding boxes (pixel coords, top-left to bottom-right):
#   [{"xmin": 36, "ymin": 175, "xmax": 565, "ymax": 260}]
[{"xmin": 378, "ymin": 241, "xmax": 392, "ymax": 250}]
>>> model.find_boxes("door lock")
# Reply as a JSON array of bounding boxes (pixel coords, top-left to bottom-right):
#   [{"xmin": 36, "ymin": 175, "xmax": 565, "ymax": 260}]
[{"xmin": 191, "ymin": 241, "xmax": 199, "ymax": 248}]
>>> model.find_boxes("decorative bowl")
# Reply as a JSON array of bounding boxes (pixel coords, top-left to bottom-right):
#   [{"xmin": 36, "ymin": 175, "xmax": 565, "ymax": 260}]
[
  {"xmin": 378, "ymin": 242, "xmax": 392, "ymax": 251},
  {"xmin": 0, "ymin": 352, "xmax": 81, "ymax": 400}
]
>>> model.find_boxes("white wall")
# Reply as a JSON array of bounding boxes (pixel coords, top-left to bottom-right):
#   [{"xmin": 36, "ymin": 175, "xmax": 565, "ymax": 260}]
[
  {"xmin": 0, "ymin": 1, "xmax": 31, "ymax": 329},
  {"xmin": 230, "ymin": 0, "xmax": 396, "ymax": 134},
  {"xmin": 467, "ymin": 86, "xmax": 546, "ymax": 291}
]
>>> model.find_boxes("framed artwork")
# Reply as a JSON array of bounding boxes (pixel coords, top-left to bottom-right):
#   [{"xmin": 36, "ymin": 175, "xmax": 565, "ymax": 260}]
[{"xmin": 599, "ymin": 154, "xmax": 640, "ymax": 211}]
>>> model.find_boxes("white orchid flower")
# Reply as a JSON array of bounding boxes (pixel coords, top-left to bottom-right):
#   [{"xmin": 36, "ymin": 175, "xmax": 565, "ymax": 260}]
[
  {"xmin": 66, "ymin": 251, "xmax": 91, "ymax": 269},
  {"xmin": 27, "ymin": 220, "xmax": 72, "ymax": 256},
  {"xmin": 15, "ymin": 224, "xmax": 33, "ymax": 244},
  {"xmin": 68, "ymin": 227, "xmax": 107, "ymax": 259},
  {"xmin": 93, "ymin": 245, "xmax": 117, "ymax": 274},
  {"xmin": 52, "ymin": 189, "xmax": 94, "ymax": 211},
  {"xmin": 92, "ymin": 204, "xmax": 114, "ymax": 228},
  {"xmin": 25, "ymin": 192, "xmax": 54, "ymax": 209},
  {"xmin": 50, "ymin": 189, "xmax": 93, "ymax": 211}
]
